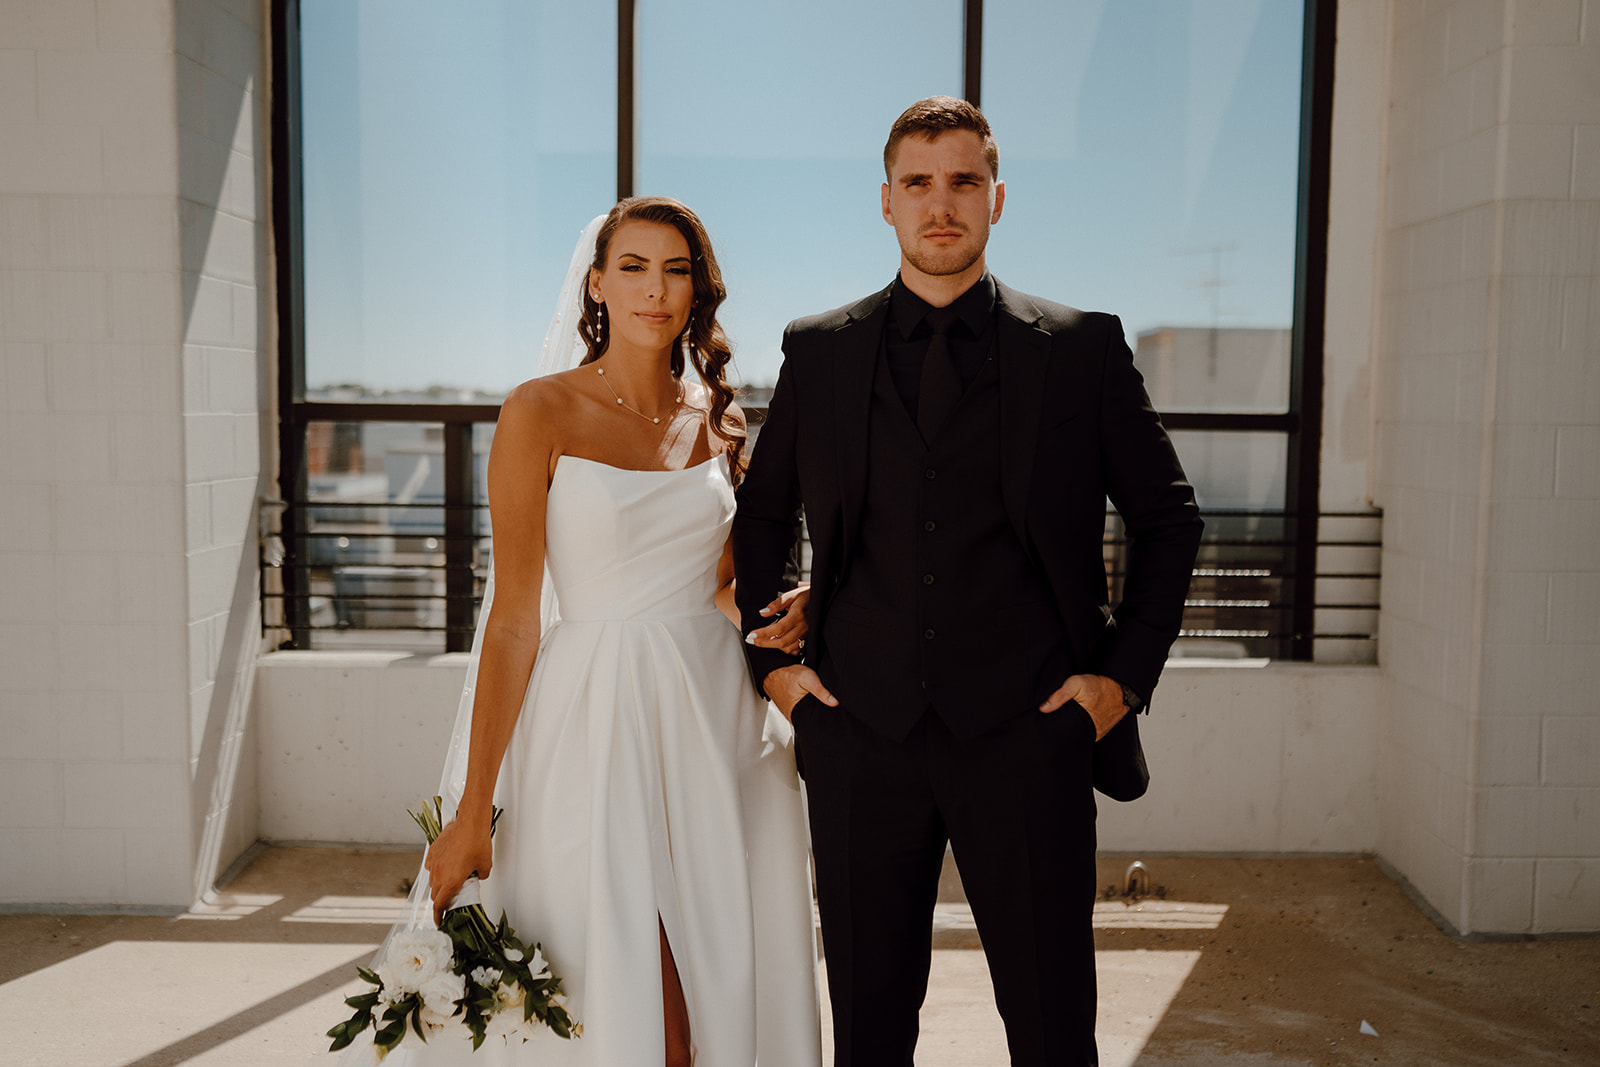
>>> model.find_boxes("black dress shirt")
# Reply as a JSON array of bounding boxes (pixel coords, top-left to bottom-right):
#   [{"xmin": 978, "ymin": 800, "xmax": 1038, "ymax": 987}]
[{"xmin": 883, "ymin": 272, "xmax": 998, "ymax": 419}]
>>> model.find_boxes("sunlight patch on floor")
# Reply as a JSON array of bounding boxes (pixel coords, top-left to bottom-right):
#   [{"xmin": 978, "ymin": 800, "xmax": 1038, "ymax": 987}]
[
  {"xmin": 0, "ymin": 940, "xmax": 376, "ymax": 1067},
  {"xmin": 1093, "ymin": 900, "xmax": 1229, "ymax": 930},
  {"xmin": 931, "ymin": 899, "xmax": 1228, "ymax": 932},
  {"xmin": 284, "ymin": 896, "xmax": 410, "ymax": 924},
  {"xmin": 1096, "ymin": 949, "xmax": 1204, "ymax": 1066},
  {"xmin": 819, "ymin": 947, "xmax": 1202, "ymax": 1067}
]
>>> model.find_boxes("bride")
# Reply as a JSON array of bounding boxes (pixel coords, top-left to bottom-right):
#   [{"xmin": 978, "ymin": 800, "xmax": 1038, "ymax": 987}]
[{"xmin": 391, "ymin": 198, "xmax": 823, "ymax": 1065}]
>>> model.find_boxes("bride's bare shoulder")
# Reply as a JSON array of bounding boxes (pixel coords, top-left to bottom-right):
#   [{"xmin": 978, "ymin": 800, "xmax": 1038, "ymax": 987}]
[
  {"xmin": 503, "ymin": 370, "xmax": 593, "ymax": 426},
  {"xmin": 492, "ymin": 376, "xmax": 579, "ymax": 464}
]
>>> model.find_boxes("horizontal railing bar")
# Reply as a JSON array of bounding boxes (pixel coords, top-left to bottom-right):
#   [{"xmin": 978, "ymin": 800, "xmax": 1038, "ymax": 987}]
[
  {"xmin": 277, "ymin": 532, "xmax": 487, "ymax": 542},
  {"xmin": 276, "ymin": 625, "xmax": 483, "ymax": 634},
  {"xmin": 1107, "ymin": 566, "xmax": 1382, "ymax": 575},
  {"xmin": 289, "ymin": 401, "xmax": 502, "ymax": 422},
  {"xmin": 302, "ymin": 502, "xmax": 487, "ymax": 510},
  {"xmin": 1105, "ymin": 538, "xmax": 1378, "ymax": 548},
  {"xmin": 263, "ymin": 594, "xmax": 472, "ymax": 603},
  {"xmin": 1114, "ymin": 509, "xmax": 1381, "ymax": 518},
  {"xmin": 285, "ymin": 405, "xmax": 1321, "ymax": 436},
  {"xmin": 1160, "ymin": 412, "xmax": 1299, "ymax": 431}
]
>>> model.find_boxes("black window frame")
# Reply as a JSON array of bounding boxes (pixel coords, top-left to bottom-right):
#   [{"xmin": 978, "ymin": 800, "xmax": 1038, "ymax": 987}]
[{"xmin": 267, "ymin": 0, "xmax": 1362, "ymax": 658}]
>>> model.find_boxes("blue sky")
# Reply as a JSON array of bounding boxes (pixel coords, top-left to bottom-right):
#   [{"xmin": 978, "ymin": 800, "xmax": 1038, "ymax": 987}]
[{"xmin": 301, "ymin": 0, "xmax": 1302, "ymax": 394}]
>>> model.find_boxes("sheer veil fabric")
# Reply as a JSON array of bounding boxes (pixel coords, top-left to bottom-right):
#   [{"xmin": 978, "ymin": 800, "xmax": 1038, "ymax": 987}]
[
  {"xmin": 339, "ymin": 217, "xmax": 606, "ymax": 1043},
  {"xmin": 392, "ymin": 215, "xmax": 604, "ymax": 942}
]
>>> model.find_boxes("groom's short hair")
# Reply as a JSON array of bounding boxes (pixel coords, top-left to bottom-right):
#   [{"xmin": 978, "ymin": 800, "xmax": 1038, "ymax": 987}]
[{"xmin": 883, "ymin": 96, "xmax": 999, "ymax": 181}]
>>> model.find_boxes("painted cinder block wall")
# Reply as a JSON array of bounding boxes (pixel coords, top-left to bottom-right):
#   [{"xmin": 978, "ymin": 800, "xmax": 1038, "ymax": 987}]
[
  {"xmin": 0, "ymin": 0, "xmax": 269, "ymax": 909},
  {"xmin": 1370, "ymin": 0, "xmax": 1600, "ymax": 934}
]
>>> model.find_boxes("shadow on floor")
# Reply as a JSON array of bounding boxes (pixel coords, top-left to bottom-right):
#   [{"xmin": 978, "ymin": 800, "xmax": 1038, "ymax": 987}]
[{"xmin": 1, "ymin": 849, "xmax": 1594, "ymax": 1066}]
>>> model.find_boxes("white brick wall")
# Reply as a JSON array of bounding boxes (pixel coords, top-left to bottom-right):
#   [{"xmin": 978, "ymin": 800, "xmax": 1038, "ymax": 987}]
[
  {"xmin": 1371, "ymin": 0, "xmax": 1600, "ymax": 934},
  {"xmin": 251, "ymin": 654, "xmax": 1385, "ymax": 854},
  {"xmin": 0, "ymin": 0, "xmax": 267, "ymax": 909}
]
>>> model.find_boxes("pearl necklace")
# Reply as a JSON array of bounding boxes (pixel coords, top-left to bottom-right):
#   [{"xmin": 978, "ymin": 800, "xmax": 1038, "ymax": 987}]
[{"xmin": 596, "ymin": 366, "xmax": 683, "ymax": 425}]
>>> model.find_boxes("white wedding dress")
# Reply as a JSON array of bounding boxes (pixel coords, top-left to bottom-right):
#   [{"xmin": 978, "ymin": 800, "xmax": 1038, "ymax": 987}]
[{"xmin": 382, "ymin": 452, "xmax": 820, "ymax": 1066}]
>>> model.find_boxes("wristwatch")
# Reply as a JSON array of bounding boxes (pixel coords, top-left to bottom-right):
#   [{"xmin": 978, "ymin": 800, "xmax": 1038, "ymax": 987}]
[{"xmin": 1118, "ymin": 682, "xmax": 1144, "ymax": 715}]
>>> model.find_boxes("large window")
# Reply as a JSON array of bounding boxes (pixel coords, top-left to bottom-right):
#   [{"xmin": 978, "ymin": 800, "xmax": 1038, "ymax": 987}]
[
  {"xmin": 299, "ymin": 0, "xmax": 615, "ymax": 398},
  {"xmin": 270, "ymin": 0, "xmax": 1369, "ymax": 660}
]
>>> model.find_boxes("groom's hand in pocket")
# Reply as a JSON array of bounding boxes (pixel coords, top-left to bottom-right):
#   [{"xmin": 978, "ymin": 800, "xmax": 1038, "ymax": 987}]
[
  {"xmin": 1039, "ymin": 673, "xmax": 1126, "ymax": 741},
  {"xmin": 763, "ymin": 664, "xmax": 838, "ymax": 721}
]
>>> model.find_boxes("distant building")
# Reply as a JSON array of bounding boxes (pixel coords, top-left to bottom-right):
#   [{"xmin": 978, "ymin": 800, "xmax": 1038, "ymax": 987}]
[
  {"xmin": 1134, "ymin": 326, "xmax": 1291, "ymax": 414},
  {"xmin": 1134, "ymin": 327, "xmax": 1291, "ymax": 510}
]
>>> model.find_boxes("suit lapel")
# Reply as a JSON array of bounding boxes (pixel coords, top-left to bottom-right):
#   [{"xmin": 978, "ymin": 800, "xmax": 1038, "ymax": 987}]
[
  {"xmin": 833, "ymin": 285, "xmax": 891, "ymax": 559},
  {"xmin": 996, "ymin": 281, "xmax": 1049, "ymax": 546}
]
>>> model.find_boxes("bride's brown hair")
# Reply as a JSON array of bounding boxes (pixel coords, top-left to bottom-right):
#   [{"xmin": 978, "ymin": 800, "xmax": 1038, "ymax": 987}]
[{"xmin": 577, "ymin": 197, "xmax": 746, "ymax": 481}]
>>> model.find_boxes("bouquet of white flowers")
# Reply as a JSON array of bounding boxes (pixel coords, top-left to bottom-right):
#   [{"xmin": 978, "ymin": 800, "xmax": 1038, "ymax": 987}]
[{"xmin": 327, "ymin": 799, "xmax": 580, "ymax": 1058}]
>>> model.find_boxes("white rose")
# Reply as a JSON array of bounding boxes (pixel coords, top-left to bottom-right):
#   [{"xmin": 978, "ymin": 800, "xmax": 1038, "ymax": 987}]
[
  {"xmin": 469, "ymin": 965, "xmax": 502, "ymax": 989},
  {"xmin": 379, "ymin": 928, "xmax": 453, "ymax": 994},
  {"xmin": 419, "ymin": 970, "xmax": 465, "ymax": 1016},
  {"xmin": 487, "ymin": 1002, "xmax": 536, "ymax": 1043},
  {"xmin": 418, "ymin": 999, "xmax": 457, "ymax": 1036},
  {"xmin": 526, "ymin": 946, "xmax": 551, "ymax": 980}
]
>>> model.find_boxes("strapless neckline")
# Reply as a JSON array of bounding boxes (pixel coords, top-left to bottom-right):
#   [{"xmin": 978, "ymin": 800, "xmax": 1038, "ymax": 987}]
[{"xmin": 554, "ymin": 452, "xmax": 725, "ymax": 479}]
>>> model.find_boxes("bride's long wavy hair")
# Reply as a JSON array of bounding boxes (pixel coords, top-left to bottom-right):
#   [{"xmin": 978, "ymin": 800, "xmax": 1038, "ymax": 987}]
[{"xmin": 577, "ymin": 197, "xmax": 746, "ymax": 482}]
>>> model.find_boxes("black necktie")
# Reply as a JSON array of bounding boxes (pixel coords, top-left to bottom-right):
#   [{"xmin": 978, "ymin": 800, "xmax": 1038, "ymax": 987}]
[{"xmin": 916, "ymin": 307, "xmax": 962, "ymax": 444}]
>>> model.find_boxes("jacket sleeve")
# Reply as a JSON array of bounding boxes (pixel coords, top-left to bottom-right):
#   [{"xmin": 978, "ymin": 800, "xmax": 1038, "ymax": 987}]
[
  {"xmin": 1093, "ymin": 316, "xmax": 1204, "ymax": 705},
  {"xmin": 732, "ymin": 333, "xmax": 806, "ymax": 694}
]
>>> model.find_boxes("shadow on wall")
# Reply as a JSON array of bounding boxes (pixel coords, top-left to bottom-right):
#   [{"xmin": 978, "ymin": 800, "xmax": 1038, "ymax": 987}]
[
  {"xmin": 175, "ymin": 0, "xmax": 270, "ymax": 904},
  {"xmin": 177, "ymin": 0, "xmax": 258, "ymax": 325}
]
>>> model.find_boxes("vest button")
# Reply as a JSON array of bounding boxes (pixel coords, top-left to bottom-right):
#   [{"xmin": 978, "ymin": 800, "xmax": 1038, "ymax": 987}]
[
  {"xmin": 923, "ymin": 628, "xmax": 936, "ymax": 640},
  {"xmin": 924, "ymin": 521, "xmax": 936, "ymax": 532},
  {"xmin": 922, "ymin": 573, "xmax": 935, "ymax": 585},
  {"xmin": 924, "ymin": 468, "xmax": 936, "ymax": 479}
]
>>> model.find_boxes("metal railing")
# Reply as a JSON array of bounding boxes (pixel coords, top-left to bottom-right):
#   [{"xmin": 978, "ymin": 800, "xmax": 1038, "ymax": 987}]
[
  {"xmin": 261, "ymin": 413, "xmax": 1380, "ymax": 661},
  {"xmin": 1105, "ymin": 508, "xmax": 1380, "ymax": 662}
]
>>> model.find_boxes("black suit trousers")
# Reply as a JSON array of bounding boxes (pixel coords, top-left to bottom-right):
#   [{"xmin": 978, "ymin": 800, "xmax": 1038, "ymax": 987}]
[{"xmin": 793, "ymin": 696, "xmax": 1101, "ymax": 1067}]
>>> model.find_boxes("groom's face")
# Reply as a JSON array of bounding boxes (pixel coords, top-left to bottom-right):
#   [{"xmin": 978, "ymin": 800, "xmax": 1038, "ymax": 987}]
[{"xmin": 881, "ymin": 129, "xmax": 1005, "ymax": 283}]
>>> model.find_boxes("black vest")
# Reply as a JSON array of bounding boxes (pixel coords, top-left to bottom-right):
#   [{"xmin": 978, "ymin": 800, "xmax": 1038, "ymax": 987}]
[{"xmin": 817, "ymin": 342, "xmax": 1076, "ymax": 742}]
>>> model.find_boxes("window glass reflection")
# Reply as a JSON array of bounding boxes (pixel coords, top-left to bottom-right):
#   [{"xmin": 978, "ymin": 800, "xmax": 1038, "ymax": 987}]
[
  {"xmin": 984, "ymin": 0, "xmax": 1304, "ymax": 413},
  {"xmin": 1169, "ymin": 430, "xmax": 1287, "ymax": 510},
  {"xmin": 300, "ymin": 1, "xmax": 616, "ymax": 398}
]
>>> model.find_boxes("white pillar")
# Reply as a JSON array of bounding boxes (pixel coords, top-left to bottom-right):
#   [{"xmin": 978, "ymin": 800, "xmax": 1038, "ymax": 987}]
[
  {"xmin": 0, "ymin": 0, "xmax": 269, "ymax": 909},
  {"xmin": 1373, "ymin": 0, "xmax": 1600, "ymax": 934}
]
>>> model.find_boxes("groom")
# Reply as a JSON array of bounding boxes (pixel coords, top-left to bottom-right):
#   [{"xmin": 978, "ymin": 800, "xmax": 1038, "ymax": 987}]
[{"xmin": 733, "ymin": 97, "xmax": 1202, "ymax": 1065}]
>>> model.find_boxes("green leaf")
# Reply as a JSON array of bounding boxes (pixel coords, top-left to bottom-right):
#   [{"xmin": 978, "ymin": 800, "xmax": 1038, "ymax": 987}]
[
  {"xmin": 374, "ymin": 1015, "xmax": 407, "ymax": 1050},
  {"xmin": 357, "ymin": 966, "xmax": 382, "ymax": 985}
]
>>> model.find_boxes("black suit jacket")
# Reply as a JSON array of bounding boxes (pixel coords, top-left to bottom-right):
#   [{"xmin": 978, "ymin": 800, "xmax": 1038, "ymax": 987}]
[{"xmin": 734, "ymin": 278, "xmax": 1202, "ymax": 798}]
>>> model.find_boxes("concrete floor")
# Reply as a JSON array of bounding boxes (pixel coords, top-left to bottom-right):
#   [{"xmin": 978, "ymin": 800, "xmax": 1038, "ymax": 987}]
[{"xmin": 1, "ymin": 847, "xmax": 1595, "ymax": 1066}]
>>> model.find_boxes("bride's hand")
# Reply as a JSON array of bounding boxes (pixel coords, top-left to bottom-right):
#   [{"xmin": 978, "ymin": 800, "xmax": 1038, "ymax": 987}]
[
  {"xmin": 746, "ymin": 584, "xmax": 810, "ymax": 655},
  {"xmin": 424, "ymin": 816, "xmax": 494, "ymax": 926}
]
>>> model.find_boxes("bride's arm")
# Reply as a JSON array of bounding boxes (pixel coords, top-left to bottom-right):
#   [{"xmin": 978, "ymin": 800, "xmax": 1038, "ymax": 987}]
[
  {"xmin": 717, "ymin": 538, "xmax": 809, "ymax": 653},
  {"xmin": 424, "ymin": 385, "xmax": 552, "ymax": 923}
]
